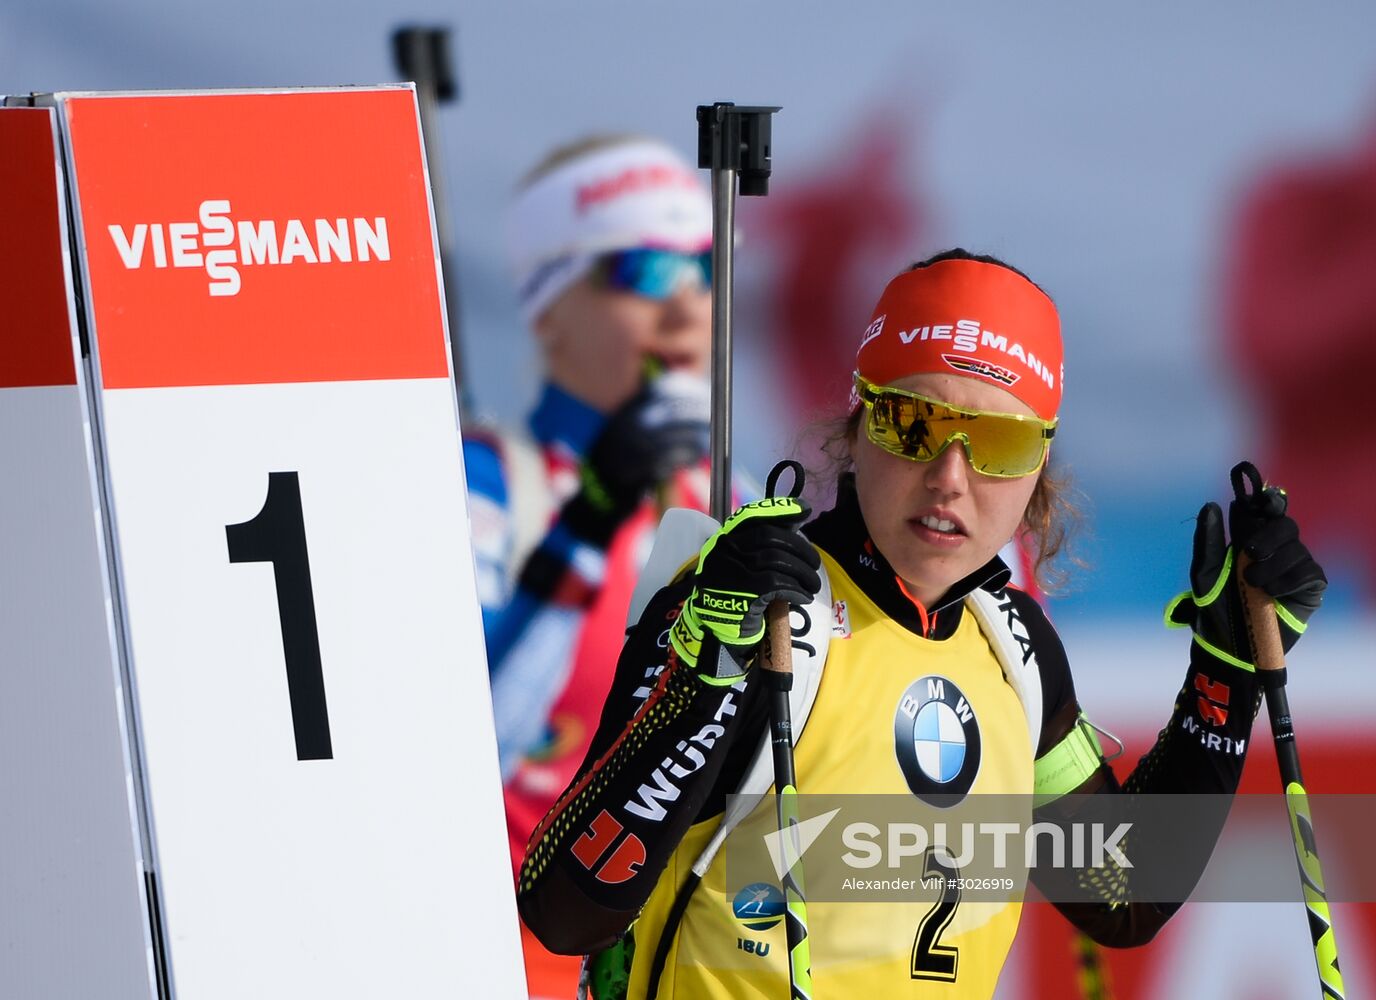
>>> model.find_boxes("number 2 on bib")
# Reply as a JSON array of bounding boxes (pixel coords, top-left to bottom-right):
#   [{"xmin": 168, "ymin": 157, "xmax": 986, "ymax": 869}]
[{"xmin": 912, "ymin": 848, "xmax": 960, "ymax": 982}]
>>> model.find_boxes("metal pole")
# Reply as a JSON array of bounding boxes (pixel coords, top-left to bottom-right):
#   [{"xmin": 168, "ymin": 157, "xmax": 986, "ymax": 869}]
[
  {"xmin": 709, "ymin": 166, "xmax": 736, "ymax": 523},
  {"xmin": 698, "ymin": 101, "xmax": 803, "ymax": 1000},
  {"xmin": 393, "ymin": 26, "xmax": 469, "ymax": 415},
  {"xmin": 698, "ymin": 101, "xmax": 778, "ymax": 521}
]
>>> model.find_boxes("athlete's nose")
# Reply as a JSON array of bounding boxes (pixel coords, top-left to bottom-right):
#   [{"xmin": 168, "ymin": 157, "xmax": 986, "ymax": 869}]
[
  {"xmin": 658, "ymin": 280, "xmax": 707, "ymax": 328},
  {"xmin": 924, "ymin": 439, "xmax": 970, "ymax": 499}
]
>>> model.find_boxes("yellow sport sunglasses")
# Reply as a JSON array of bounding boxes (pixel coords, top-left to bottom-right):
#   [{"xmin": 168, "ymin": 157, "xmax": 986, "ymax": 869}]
[{"xmin": 854, "ymin": 373, "xmax": 1057, "ymax": 478}]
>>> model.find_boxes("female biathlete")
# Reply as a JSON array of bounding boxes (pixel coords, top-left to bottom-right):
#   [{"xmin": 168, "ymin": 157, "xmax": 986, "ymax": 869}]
[{"xmin": 516, "ymin": 250, "xmax": 1328, "ymax": 998}]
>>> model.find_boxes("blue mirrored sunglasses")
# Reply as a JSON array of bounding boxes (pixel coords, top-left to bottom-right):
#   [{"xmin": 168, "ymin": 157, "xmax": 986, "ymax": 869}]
[{"xmin": 595, "ymin": 248, "xmax": 712, "ymax": 300}]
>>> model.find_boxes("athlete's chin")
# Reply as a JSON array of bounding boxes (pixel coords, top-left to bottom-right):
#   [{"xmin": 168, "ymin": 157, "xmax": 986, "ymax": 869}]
[{"xmin": 890, "ymin": 546, "xmax": 990, "ymax": 600}]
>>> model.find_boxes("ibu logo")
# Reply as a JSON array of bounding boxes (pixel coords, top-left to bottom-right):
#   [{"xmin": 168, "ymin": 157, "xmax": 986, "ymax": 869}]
[
  {"xmin": 732, "ymin": 882, "xmax": 784, "ymax": 931},
  {"xmin": 732, "ymin": 882, "xmax": 782, "ymax": 958},
  {"xmin": 894, "ymin": 675, "xmax": 982, "ymax": 806}
]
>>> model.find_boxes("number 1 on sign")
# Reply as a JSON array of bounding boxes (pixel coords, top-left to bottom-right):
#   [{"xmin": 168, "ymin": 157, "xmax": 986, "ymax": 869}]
[{"xmin": 226, "ymin": 471, "xmax": 333, "ymax": 760}]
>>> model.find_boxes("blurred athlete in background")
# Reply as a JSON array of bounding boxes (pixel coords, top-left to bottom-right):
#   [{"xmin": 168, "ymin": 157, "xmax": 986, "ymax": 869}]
[{"xmin": 463, "ymin": 134, "xmax": 730, "ymax": 998}]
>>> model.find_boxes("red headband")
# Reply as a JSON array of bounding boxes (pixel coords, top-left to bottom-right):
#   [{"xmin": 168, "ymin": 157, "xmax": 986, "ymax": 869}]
[{"xmin": 854, "ymin": 259, "xmax": 1063, "ymax": 420}]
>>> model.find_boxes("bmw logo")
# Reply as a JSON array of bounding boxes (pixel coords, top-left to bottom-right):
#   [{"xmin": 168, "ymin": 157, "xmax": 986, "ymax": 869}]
[
  {"xmin": 894, "ymin": 675, "xmax": 982, "ymax": 806},
  {"xmin": 731, "ymin": 882, "xmax": 785, "ymax": 931}
]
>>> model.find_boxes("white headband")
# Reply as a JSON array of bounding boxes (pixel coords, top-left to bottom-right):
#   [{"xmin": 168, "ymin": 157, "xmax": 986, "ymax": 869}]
[{"xmin": 507, "ymin": 140, "xmax": 712, "ymax": 322}]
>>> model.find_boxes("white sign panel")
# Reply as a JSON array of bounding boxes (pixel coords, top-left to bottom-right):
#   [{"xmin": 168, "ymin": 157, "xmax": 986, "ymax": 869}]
[{"xmin": 60, "ymin": 88, "xmax": 525, "ymax": 998}]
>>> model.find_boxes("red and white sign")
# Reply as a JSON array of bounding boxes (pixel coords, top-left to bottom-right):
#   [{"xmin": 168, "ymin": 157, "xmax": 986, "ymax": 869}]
[
  {"xmin": 6, "ymin": 88, "xmax": 527, "ymax": 999},
  {"xmin": 65, "ymin": 89, "xmax": 448, "ymax": 389}
]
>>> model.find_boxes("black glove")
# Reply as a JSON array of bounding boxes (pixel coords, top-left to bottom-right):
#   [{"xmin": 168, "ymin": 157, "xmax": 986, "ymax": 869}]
[
  {"xmin": 1167, "ymin": 462, "xmax": 1326, "ymax": 668},
  {"xmin": 563, "ymin": 372, "xmax": 710, "ymax": 544},
  {"xmin": 670, "ymin": 496, "xmax": 822, "ymax": 684}
]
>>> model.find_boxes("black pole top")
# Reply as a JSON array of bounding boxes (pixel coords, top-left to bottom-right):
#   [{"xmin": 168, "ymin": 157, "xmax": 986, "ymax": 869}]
[
  {"xmin": 696, "ymin": 102, "xmax": 781, "ymax": 196},
  {"xmin": 393, "ymin": 26, "xmax": 458, "ymax": 102}
]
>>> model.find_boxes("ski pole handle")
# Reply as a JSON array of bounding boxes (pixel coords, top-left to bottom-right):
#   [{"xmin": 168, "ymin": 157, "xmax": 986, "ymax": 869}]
[
  {"xmin": 758, "ymin": 458, "xmax": 805, "ymax": 677},
  {"xmin": 1237, "ymin": 553, "xmax": 1285, "ymax": 672},
  {"xmin": 760, "ymin": 602, "xmax": 793, "ymax": 675},
  {"xmin": 1230, "ymin": 460, "xmax": 1287, "ymax": 672}
]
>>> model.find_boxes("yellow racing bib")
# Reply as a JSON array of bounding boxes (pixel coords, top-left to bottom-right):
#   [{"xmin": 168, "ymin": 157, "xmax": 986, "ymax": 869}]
[{"xmin": 628, "ymin": 551, "xmax": 1034, "ymax": 999}]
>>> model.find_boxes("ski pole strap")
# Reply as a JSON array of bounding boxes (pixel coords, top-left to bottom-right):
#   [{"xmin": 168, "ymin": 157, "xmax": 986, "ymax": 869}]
[
  {"xmin": 1034, "ymin": 713, "xmax": 1107, "ymax": 801},
  {"xmin": 764, "ymin": 458, "xmax": 805, "ymax": 501}
]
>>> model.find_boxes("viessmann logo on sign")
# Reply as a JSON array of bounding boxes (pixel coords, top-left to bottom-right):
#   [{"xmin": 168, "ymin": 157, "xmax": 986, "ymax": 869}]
[
  {"xmin": 108, "ymin": 200, "xmax": 391, "ymax": 297},
  {"xmin": 64, "ymin": 89, "xmax": 448, "ymax": 389}
]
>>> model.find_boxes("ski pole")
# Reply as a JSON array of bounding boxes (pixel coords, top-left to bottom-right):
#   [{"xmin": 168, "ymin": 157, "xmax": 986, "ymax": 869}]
[
  {"xmin": 1074, "ymin": 932, "xmax": 1115, "ymax": 1000},
  {"xmin": 1231, "ymin": 461, "xmax": 1345, "ymax": 1000},
  {"xmin": 698, "ymin": 102, "xmax": 813, "ymax": 1000},
  {"xmin": 759, "ymin": 509, "xmax": 813, "ymax": 998},
  {"xmin": 759, "ymin": 459, "xmax": 813, "ymax": 1000}
]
